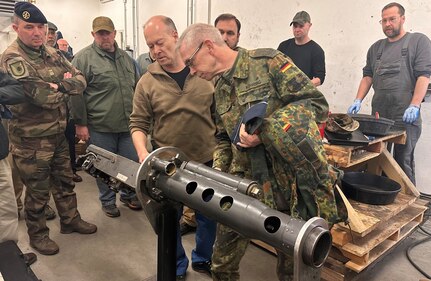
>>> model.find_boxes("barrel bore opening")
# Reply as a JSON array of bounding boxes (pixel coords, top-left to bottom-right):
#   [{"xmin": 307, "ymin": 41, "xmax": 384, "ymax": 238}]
[
  {"xmin": 219, "ymin": 196, "xmax": 234, "ymax": 211},
  {"xmin": 202, "ymin": 189, "xmax": 215, "ymax": 202},
  {"xmin": 303, "ymin": 228, "xmax": 332, "ymax": 268},
  {"xmin": 264, "ymin": 216, "xmax": 281, "ymax": 234},
  {"xmin": 186, "ymin": 182, "xmax": 197, "ymax": 194},
  {"xmin": 311, "ymin": 230, "xmax": 331, "ymax": 267},
  {"xmin": 164, "ymin": 162, "xmax": 176, "ymax": 176}
]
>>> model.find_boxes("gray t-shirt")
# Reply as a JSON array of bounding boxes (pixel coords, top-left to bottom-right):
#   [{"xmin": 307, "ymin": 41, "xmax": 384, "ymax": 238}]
[{"xmin": 363, "ymin": 32, "xmax": 431, "ymax": 86}]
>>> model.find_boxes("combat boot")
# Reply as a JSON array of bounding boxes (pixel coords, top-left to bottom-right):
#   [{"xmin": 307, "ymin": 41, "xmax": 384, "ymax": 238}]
[
  {"xmin": 30, "ymin": 236, "xmax": 59, "ymax": 255},
  {"xmin": 60, "ymin": 219, "xmax": 97, "ymax": 234}
]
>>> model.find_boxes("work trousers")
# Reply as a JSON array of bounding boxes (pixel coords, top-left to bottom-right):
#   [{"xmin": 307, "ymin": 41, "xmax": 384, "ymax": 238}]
[
  {"xmin": 3, "ymin": 119, "xmax": 25, "ymax": 212},
  {"xmin": 176, "ymin": 205, "xmax": 216, "ymax": 276},
  {"xmin": 10, "ymin": 134, "xmax": 80, "ymax": 240},
  {"xmin": 0, "ymin": 158, "xmax": 18, "ymax": 242},
  {"xmin": 211, "ymin": 224, "xmax": 294, "ymax": 281},
  {"xmin": 391, "ymin": 122, "xmax": 421, "ymax": 185}
]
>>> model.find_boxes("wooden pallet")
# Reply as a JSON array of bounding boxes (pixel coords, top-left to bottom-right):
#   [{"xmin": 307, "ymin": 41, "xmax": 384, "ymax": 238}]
[
  {"xmin": 332, "ymin": 203, "xmax": 427, "ymax": 273},
  {"xmin": 324, "ymin": 131, "xmax": 406, "ymax": 168}
]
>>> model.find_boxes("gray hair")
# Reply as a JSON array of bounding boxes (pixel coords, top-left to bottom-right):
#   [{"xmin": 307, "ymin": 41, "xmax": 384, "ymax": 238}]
[{"xmin": 177, "ymin": 23, "xmax": 224, "ymax": 51}]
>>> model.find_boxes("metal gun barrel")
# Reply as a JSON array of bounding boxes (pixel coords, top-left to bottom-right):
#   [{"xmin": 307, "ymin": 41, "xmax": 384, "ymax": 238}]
[
  {"xmin": 82, "ymin": 145, "xmax": 332, "ymax": 274},
  {"xmin": 152, "ymin": 157, "xmax": 331, "ymax": 268}
]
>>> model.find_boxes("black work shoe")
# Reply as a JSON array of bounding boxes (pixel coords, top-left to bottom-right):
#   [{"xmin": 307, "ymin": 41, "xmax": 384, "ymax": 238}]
[
  {"xmin": 180, "ymin": 222, "xmax": 196, "ymax": 236},
  {"xmin": 102, "ymin": 204, "xmax": 121, "ymax": 217},
  {"xmin": 23, "ymin": 252, "xmax": 37, "ymax": 266},
  {"xmin": 60, "ymin": 219, "xmax": 97, "ymax": 234},
  {"xmin": 45, "ymin": 204, "xmax": 56, "ymax": 220},
  {"xmin": 72, "ymin": 173, "xmax": 83, "ymax": 182},
  {"xmin": 120, "ymin": 197, "xmax": 142, "ymax": 210},
  {"xmin": 192, "ymin": 261, "xmax": 211, "ymax": 277},
  {"xmin": 30, "ymin": 236, "xmax": 59, "ymax": 255},
  {"xmin": 176, "ymin": 273, "xmax": 186, "ymax": 280}
]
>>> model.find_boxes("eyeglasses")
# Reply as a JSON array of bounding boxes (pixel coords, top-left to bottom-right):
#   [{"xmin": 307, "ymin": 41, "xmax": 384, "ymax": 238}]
[
  {"xmin": 379, "ymin": 16, "xmax": 400, "ymax": 25},
  {"xmin": 185, "ymin": 42, "xmax": 204, "ymax": 67}
]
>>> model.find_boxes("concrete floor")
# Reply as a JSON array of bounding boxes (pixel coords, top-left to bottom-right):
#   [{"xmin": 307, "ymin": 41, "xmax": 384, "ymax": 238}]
[{"xmin": 16, "ymin": 172, "xmax": 431, "ymax": 281}]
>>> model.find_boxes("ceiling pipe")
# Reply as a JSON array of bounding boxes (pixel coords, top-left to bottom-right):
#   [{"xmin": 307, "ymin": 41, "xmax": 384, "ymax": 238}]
[
  {"xmin": 207, "ymin": 0, "xmax": 211, "ymax": 24},
  {"xmin": 132, "ymin": 0, "xmax": 137, "ymax": 57},
  {"xmin": 123, "ymin": 0, "xmax": 127, "ymax": 50}
]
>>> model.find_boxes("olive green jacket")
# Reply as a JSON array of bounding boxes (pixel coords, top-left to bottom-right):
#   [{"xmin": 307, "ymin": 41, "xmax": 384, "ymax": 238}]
[{"xmin": 71, "ymin": 42, "xmax": 139, "ymax": 132}]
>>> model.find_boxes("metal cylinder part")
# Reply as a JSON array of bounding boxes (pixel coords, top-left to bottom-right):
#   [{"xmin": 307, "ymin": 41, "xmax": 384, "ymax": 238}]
[
  {"xmin": 150, "ymin": 156, "xmax": 330, "ymax": 267},
  {"xmin": 182, "ymin": 161, "xmax": 261, "ymax": 198}
]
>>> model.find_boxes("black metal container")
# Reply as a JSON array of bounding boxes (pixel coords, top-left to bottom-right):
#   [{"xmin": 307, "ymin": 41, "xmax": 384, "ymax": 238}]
[
  {"xmin": 349, "ymin": 114, "xmax": 395, "ymax": 136},
  {"xmin": 341, "ymin": 172, "xmax": 401, "ymax": 205}
]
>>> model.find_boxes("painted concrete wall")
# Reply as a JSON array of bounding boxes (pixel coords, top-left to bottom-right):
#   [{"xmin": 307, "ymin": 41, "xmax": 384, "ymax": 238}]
[{"xmin": 1, "ymin": 0, "xmax": 429, "ymax": 193}]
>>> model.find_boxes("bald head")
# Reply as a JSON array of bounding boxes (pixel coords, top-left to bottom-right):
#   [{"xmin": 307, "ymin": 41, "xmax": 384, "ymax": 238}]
[
  {"xmin": 143, "ymin": 15, "xmax": 181, "ymax": 71},
  {"xmin": 144, "ymin": 15, "xmax": 177, "ymax": 35},
  {"xmin": 57, "ymin": 38, "xmax": 69, "ymax": 52}
]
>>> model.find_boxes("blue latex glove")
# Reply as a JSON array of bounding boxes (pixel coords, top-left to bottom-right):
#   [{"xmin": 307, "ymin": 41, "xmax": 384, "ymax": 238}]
[
  {"xmin": 347, "ymin": 99, "xmax": 362, "ymax": 114},
  {"xmin": 402, "ymin": 105, "xmax": 420, "ymax": 124}
]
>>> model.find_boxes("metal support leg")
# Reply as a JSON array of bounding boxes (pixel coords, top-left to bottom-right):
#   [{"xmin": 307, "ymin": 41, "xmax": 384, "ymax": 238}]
[{"xmin": 157, "ymin": 205, "xmax": 177, "ymax": 281}]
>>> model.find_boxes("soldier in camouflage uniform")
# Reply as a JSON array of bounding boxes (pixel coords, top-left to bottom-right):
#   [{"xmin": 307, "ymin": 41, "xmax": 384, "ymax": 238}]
[
  {"xmin": 0, "ymin": 2, "xmax": 97, "ymax": 256},
  {"xmin": 177, "ymin": 23, "xmax": 346, "ymax": 280}
]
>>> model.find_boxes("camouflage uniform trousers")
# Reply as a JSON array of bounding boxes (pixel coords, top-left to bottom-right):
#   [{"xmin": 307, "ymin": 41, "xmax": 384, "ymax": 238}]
[
  {"xmin": 9, "ymin": 133, "xmax": 81, "ymax": 240},
  {"xmin": 212, "ymin": 223, "xmax": 294, "ymax": 281},
  {"xmin": 2, "ymin": 119, "xmax": 25, "ymax": 212}
]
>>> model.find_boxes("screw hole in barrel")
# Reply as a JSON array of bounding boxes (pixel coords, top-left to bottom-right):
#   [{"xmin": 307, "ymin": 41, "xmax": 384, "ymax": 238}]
[
  {"xmin": 202, "ymin": 188, "xmax": 214, "ymax": 202},
  {"xmin": 219, "ymin": 196, "xmax": 234, "ymax": 211},
  {"xmin": 264, "ymin": 216, "xmax": 281, "ymax": 234},
  {"xmin": 186, "ymin": 182, "xmax": 197, "ymax": 194}
]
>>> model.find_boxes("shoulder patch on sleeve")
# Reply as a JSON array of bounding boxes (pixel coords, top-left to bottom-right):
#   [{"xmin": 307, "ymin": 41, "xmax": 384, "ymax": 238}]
[
  {"xmin": 7, "ymin": 58, "xmax": 29, "ymax": 79},
  {"xmin": 249, "ymin": 48, "xmax": 278, "ymax": 58}
]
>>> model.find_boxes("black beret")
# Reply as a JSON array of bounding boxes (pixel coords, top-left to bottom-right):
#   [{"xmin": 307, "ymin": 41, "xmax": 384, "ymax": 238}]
[{"xmin": 14, "ymin": 2, "xmax": 47, "ymax": 24}]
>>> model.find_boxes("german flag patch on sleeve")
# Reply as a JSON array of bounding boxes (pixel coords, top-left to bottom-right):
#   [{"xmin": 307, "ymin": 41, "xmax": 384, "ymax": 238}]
[{"xmin": 280, "ymin": 62, "xmax": 292, "ymax": 73}]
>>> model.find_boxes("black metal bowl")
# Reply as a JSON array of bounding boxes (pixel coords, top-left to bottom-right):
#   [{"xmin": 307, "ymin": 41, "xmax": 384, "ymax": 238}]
[
  {"xmin": 341, "ymin": 172, "xmax": 401, "ymax": 205},
  {"xmin": 349, "ymin": 114, "xmax": 395, "ymax": 136}
]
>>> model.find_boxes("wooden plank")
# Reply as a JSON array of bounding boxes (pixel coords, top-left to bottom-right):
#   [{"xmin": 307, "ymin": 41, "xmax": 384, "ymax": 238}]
[
  {"xmin": 335, "ymin": 184, "xmax": 367, "ymax": 233},
  {"xmin": 331, "ymin": 228, "xmax": 351, "ymax": 247},
  {"xmin": 346, "ymin": 152, "xmax": 380, "ymax": 168},
  {"xmin": 322, "ymin": 257, "xmax": 349, "ymax": 281},
  {"xmin": 251, "ymin": 239, "xmax": 276, "ymax": 255},
  {"xmin": 324, "ymin": 144, "xmax": 352, "ymax": 167}
]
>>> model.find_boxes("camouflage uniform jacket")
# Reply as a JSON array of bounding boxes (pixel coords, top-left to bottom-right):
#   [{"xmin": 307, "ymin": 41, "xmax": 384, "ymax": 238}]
[
  {"xmin": 0, "ymin": 39, "xmax": 86, "ymax": 138},
  {"xmin": 213, "ymin": 48, "xmax": 344, "ymax": 225}
]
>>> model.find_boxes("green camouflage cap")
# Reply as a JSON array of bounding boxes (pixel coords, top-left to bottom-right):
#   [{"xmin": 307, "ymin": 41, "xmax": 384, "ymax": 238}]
[
  {"xmin": 326, "ymin": 113, "xmax": 359, "ymax": 134},
  {"xmin": 290, "ymin": 11, "xmax": 311, "ymax": 26}
]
